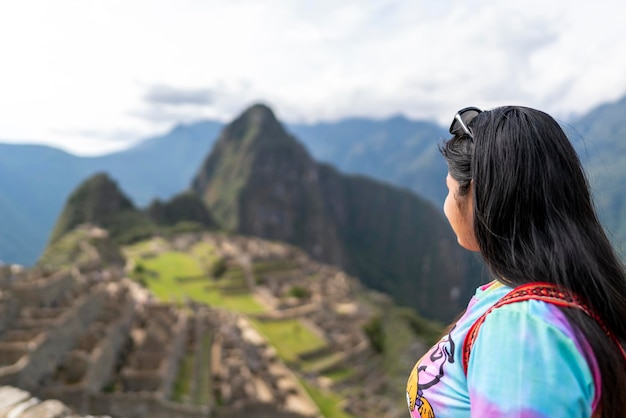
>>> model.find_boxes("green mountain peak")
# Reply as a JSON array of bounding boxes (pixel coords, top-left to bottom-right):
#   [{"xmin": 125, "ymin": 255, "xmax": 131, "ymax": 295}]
[
  {"xmin": 191, "ymin": 104, "xmax": 480, "ymax": 320},
  {"xmin": 191, "ymin": 103, "xmax": 313, "ymax": 231},
  {"xmin": 221, "ymin": 102, "xmax": 298, "ymax": 150},
  {"xmin": 48, "ymin": 173, "xmax": 137, "ymax": 243}
]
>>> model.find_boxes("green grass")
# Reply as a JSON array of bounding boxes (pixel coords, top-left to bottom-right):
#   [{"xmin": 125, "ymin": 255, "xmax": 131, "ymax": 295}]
[
  {"xmin": 249, "ymin": 318, "xmax": 353, "ymax": 418},
  {"xmin": 172, "ymin": 352, "xmax": 194, "ymax": 402},
  {"xmin": 38, "ymin": 228, "xmax": 92, "ymax": 269},
  {"xmin": 322, "ymin": 367, "xmax": 354, "ymax": 383},
  {"xmin": 300, "ymin": 352, "xmax": 344, "ymax": 374},
  {"xmin": 123, "ymin": 237, "xmax": 168, "ymax": 259},
  {"xmin": 212, "ymin": 274, "xmax": 246, "ymax": 289},
  {"xmin": 301, "ymin": 381, "xmax": 356, "ymax": 418},
  {"xmin": 124, "ymin": 238, "xmax": 265, "ymax": 312},
  {"xmin": 252, "ymin": 260, "xmax": 298, "ymax": 275},
  {"xmin": 190, "ymin": 241, "xmax": 220, "ymax": 271},
  {"xmin": 249, "ymin": 319, "xmax": 326, "ymax": 363},
  {"xmin": 132, "ymin": 251, "xmax": 204, "ymax": 304},
  {"xmin": 397, "ymin": 307, "xmax": 443, "ymax": 347},
  {"xmin": 383, "ymin": 308, "xmax": 442, "ymax": 378},
  {"xmin": 195, "ymin": 334, "xmax": 212, "ymax": 405},
  {"xmin": 206, "ymin": 292, "xmax": 265, "ymax": 314},
  {"xmin": 222, "ymin": 267, "xmax": 245, "ymax": 281}
]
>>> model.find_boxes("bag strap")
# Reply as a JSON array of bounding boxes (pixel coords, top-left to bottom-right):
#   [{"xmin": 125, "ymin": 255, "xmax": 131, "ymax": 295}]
[{"xmin": 462, "ymin": 282, "xmax": 626, "ymax": 375}]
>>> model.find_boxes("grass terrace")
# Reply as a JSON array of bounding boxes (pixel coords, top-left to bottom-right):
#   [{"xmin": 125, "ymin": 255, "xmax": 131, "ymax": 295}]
[
  {"xmin": 249, "ymin": 318, "xmax": 326, "ymax": 364},
  {"xmin": 125, "ymin": 241, "xmax": 264, "ymax": 313},
  {"xmin": 301, "ymin": 381, "xmax": 354, "ymax": 418},
  {"xmin": 124, "ymin": 237, "xmax": 357, "ymax": 418}
]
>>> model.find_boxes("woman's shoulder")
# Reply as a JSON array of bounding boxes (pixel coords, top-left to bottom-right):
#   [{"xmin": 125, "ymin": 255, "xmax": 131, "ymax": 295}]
[
  {"xmin": 467, "ymin": 294, "xmax": 600, "ymax": 416},
  {"xmin": 472, "ymin": 284, "xmax": 595, "ymax": 360},
  {"xmin": 478, "ymin": 287, "xmax": 588, "ymax": 341},
  {"xmin": 461, "ymin": 280, "xmax": 510, "ymax": 319},
  {"xmin": 468, "ymin": 281, "xmax": 586, "ymax": 337}
]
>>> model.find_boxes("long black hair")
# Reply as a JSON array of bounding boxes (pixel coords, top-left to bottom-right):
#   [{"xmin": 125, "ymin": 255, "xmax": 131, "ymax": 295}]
[{"xmin": 441, "ymin": 106, "xmax": 626, "ymax": 417}]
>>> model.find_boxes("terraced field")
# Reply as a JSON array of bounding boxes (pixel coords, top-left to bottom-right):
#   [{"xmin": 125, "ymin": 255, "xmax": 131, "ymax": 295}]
[{"xmin": 124, "ymin": 237, "xmax": 357, "ymax": 418}]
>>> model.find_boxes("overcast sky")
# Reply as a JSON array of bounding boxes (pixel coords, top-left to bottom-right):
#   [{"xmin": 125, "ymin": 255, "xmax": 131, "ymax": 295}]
[{"xmin": 1, "ymin": 0, "xmax": 625, "ymax": 155}]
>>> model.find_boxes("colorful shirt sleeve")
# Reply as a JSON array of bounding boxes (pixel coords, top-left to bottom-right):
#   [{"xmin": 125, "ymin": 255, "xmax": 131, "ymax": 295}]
[{"xmin": 466, "ymin": 301, "xmax": 598, "ymax": 417}]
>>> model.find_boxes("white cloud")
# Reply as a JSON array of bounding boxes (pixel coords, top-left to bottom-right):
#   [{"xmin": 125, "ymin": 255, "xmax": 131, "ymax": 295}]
[{"xmin": 0, "ymin": 0, "xmax": 625, "ymax": 155}]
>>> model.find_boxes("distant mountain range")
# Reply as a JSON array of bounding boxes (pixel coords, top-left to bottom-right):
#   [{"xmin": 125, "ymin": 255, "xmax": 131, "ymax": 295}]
[
  {"xmin": 2, "ymin": 96, "xmax": 626, "ymax": 266},
  {"xmin": 0, "ymin": 113, "xmax": 447, "ymax": 266},
  {"xmin": 45, "ymin": 105, "xmax": 478, "ymax": 321},
  {"xmin": 0, "ymin": 121, "xmax": 222, "ymax": 265},
  {"xmin": 567, "ymin": 95, "xmax": 626, "ymax": 255}
]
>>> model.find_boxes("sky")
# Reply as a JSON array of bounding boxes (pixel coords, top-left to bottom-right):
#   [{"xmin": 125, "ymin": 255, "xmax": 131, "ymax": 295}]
[{"xmin": 1, "ymin": 0, "xmax": 625, "ymax": 156}]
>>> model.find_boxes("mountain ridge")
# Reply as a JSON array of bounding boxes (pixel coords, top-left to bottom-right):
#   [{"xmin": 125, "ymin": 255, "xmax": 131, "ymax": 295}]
[{"xmin": 3, "ymin": 95, "xmax": 626, "ymax": 266}]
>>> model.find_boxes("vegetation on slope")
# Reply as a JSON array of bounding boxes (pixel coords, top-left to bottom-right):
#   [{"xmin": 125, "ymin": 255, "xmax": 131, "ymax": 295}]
[
  {"xmin": 37, "ymin": 225, "xmax": 124, "ymax": 270},
  {"xmin": 48, "ymin": 172, "xmax": 153, "ymax": 245},
  {"xmin": 45, "ymin": 173, "xmax": 218, "ymax": 262},
  {"xmin": 147, "ymin": 191, "xmax": 216, "ymax": 229}
]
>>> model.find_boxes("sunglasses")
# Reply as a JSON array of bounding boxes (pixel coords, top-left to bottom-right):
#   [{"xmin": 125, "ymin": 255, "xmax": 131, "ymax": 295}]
[{"xmin": 449, "ymin": 107, "xmax": 483, "ymax": 140}]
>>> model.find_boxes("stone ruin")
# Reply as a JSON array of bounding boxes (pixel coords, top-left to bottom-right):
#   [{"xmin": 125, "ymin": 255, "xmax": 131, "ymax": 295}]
[
  {"xmin": 0, "ymin": 230, "xmax": 416, "ymax": 418},
  {"xmin": 0, "ymin": 240, "xmax": 322, "ymax": 417},
  {"xmin": 199, "ymin": 233, "xmax": 410, "ymax": 417}
]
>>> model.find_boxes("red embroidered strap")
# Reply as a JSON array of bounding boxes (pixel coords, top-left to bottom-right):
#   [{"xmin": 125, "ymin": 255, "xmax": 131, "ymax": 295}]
[{"xmin": 462, "ymin": 282, "xmax": 626, "ymax": 375}]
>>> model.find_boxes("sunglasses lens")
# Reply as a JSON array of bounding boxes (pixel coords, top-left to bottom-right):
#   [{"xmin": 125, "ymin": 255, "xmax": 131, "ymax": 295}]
[{"xmin": 449, "ymin": 107, "xmax": 482, "ymax": 137}]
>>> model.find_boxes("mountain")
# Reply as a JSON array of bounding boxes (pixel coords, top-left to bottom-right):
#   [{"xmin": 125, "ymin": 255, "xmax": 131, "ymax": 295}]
[
  {"xmin": 48, "ymin": 172, "xmax": 153, "ymax": 245},
  {"xmin": 192, "ymin": 104, "xmax": 347, "ymax": 264},
  {"xmin": 46, "ymin": 173, "xmax": 219, "ymax": 260},
  {"xmin": 90, "ymin": 120, "xmax": 222, "ymax": 206},
  {"xmin": 289, "ymin": 116, "xmax": 448, "ymax": 205},
  {"xmin": 0, "ymin": 144, "xmax": 92, "ymax": 265},
  {"xmin": 191, "ymin": 104, "xmax": 479, "ymax": 320},
  {"xmin": 571, "ymin": 96, "xmax": 626, "ymax": 254},
  {"xmin": 0, "ymin": 115, "xmax": 446, "ymax": 266},
  {"xmin": 4, "ymin": 95, "xmax": 626, "ymax": 268},
  {"xmin": 0, "ymin": 122, "xmax": 221, "ymax": 265},
  {"xmin": 147, "ymin": 191, "xmax": 215, "ymax": 228}
]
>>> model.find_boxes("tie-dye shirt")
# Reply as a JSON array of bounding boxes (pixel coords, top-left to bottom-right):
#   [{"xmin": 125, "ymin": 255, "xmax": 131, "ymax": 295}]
[{"xmin": 406, "ymin": 281, "xmax": 601, "ymax": 418}]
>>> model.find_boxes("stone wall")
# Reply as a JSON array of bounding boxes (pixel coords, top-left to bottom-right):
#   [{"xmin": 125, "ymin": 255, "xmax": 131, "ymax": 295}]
[
  {"xmin": 17, "ymin": 289, "xmax": 104, "ymax": 391},
  {"xmin": 11, "ymin": 270, "xmax": 75, "ymax": 307},
  {"xmin": 41, "ymin": 283, "xmax": 137, "ymax": 410}
]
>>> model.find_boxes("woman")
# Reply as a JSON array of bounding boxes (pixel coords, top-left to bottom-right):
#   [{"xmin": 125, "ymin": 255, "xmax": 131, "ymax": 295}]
[{"xmin": 406, "ymin": 106, "xmax": 626, "ymax": 417}]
